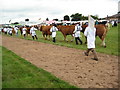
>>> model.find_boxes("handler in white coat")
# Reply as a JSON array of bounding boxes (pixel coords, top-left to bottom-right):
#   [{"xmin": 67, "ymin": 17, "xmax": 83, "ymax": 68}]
[
  {"xmin": 14, "ymin": 26, "xmax": 19, "ymax": 36},
  {"xmin": 84, "ymin": 15, "xmax": 98, "ymax": 61},
  {"xmin": 4, "ymin": 27, "xmax": 7, "ymax": 34},
  {"xmin": 73, "ymin": 23, "xmax": 83, "ymax": 45},
  {"xmin": 30, "ymin": 26, "xmax": 38, "ymax": 40},
  {"xmin": 22, "ymin": 26, "xmax": 27, "ymax": 38},
  {"xmin": 50, "ymin": 24, "xmax": 58, "ymax": 43},
  {"xmin": 9, "ymin": 27, "xmax": 13, "ymax": 36}
]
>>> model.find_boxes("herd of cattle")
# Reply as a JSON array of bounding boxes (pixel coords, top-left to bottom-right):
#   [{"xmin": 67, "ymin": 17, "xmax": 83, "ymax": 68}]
[{"xmin": 1, "ymin": 23, "xmax": 109, "ymax": 47}]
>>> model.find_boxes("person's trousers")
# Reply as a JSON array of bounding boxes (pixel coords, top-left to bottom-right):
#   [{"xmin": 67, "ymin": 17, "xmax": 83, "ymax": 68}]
[
  {"xmin": 32, "ymin": 35, "xmax": 38, "ymax": 40},
  {"xmin": 53, "ymin": 37, "xmax": 56, "ymax": 43},
  {"xmin": 75, "ymin": 37, "xmax": 82, "ymax": 45}
]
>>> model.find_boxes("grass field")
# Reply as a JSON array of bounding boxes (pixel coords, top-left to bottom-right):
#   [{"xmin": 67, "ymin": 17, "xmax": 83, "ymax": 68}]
[
  {"xmin": 1, "ymin": 25, "xmax": 119, "ymax": 88},
  {"xmin": 2, "ymin": 46, "xmax": 78, "ymax": 88},
  {"xmin": 3, "ymin": 24, "xmax": 119, "ymax": 56}
]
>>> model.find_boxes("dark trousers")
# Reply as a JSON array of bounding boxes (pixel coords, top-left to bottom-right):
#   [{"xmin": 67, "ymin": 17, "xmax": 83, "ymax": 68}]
[
  {"xmin": 10, "ymin": 33, "xmax": 12, "ymax": 36},
  {"xmin": 75, "ymin": 37, "xmax": 82, "ymax": 45},
  {"xmin": 85, "ymin": 48, "xmax": 98, "ymax": 59},
  {"xmin": 5, "ymin": 32, "xmax": 7, "ymax": 34},
  {"xmin": 32, "ymin": 35, "xmax": 38, "ymax": 40},
  {"xmin": 53, "ymin": 37, "xmax": 56, "ymax": 43},
  {"xmin": 24, "ymin": 34, "xmax": 26, "ymax": 38}
]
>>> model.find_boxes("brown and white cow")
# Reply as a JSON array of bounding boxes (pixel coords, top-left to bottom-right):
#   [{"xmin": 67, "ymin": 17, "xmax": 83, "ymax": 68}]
[
  {"xmin": 57, "ymin": 25, "xmax": 75, "ymax": 42},
  {"xmin": 39, "ymin": 25, "xmax": 52, "ymax": 40},
  {"xmin": 81, "ymin": 24, "xmax": 108, "ymax": 47},
  {"xmin": 19, "ymin": 26, "xmax": 31, "ymax": 36}
]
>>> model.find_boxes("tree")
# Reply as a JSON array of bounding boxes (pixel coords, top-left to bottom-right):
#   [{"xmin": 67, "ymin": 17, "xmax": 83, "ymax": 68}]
[
  {"xmin": 91, "ymin": 15, "xmax": 99, "ymax": 20},
  {"xmin": 46, "ymin": 18, "xmax": 49, "ymax": 21},
  {"xmin": 53, "ymin": 19, "xmax": 58, "ymax": 21},
  {"xmin": 14, "ymin": 22, "xmax": 19, "ymax": 24},
  {"xmin": 70, "ymin": 13, "xmax": 82, "ymax": 21},
  {"xmin": 82, "ymin": 16, "xmax": 88, "ymax": 20},
  {"xmin": 64, "ymin": 15, "xmax": 70, "ymax": 21},
  {"xmin": 25, "ymin": 19, "xmax": 29, "ymax": 21}
]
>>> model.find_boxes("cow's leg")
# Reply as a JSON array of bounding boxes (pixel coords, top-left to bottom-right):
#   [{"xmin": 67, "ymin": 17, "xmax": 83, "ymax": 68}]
[
  {"xmin": 20, "ymin": 31, "xmax": 22, "ymax": 36},
  {"xmin": 48, "ymin": 35, "xmax": 50, "ymax": 40},
  {"xmin": 101, "ymin": 39, "xmax": 106, "ymax": 48},
  {"xmin": 100, "ymin": 36, "xmax": 106, "ymax": 48},
  {"xmin": 43, "ymin": 34, "xmax": 46, "ymax": 40},
  {"xmin": 46, "ymin": 35, "xmax": 48, "ymax": 40},
  {"xmin": 43, "ymin": 33, "xmax": 47, "ymax": 40},
  {"xmin": 64, "ymin": 35, "xmax": 68, "ymax": 42},
  {"xmin": 84, "ymin": 36, "xmax": 87, "ymax": 44},
  {"xmin": 71, "ymin": 34, "xmax": 74, "ymax": 42}
]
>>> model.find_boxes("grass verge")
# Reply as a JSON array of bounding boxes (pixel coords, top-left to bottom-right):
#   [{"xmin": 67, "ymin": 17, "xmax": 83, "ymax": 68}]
[{"xmin": 2, "ymin": 46, "xmax": 78, "ymax": 88}]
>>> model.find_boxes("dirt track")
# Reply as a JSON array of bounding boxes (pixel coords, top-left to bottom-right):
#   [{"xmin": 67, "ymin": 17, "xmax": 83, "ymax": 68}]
[{"xmin": 2, "ymin": 36, "xmax": 119, "ymax": 88}]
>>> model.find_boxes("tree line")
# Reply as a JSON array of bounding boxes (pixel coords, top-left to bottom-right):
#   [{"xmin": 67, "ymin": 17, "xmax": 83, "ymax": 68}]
[
  {"xmin": 49, "ymin": 13, "xmax": 99, "ymax": 21},
  {"xmin": 64, "ymin": 13, "xmax": 99, "ymax": 21}
]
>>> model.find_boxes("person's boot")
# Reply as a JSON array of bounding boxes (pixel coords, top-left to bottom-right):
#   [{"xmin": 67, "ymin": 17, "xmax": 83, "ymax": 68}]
[
  {"xmin": 91, "ymin": 49, "xmax": 98, "ymax": 61},
  {"xmin": 84, "ymin": 49, "xmax": 91, "ymax": 56}
]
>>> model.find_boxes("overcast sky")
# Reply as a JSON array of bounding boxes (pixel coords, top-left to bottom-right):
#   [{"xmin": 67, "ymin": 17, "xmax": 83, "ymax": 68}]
[{"xmin": 0, "ymin": 0, "xmax": 119, "ymax": 24}]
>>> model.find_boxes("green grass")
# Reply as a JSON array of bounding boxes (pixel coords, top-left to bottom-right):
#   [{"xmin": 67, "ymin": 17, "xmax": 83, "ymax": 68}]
[
  {"xmin": 2, "ymin": 46, "xmax": 78, "ymax": 88},
  {"xmin": 3, "ymin": 24, "xmax": 119, "ymax": 56}
]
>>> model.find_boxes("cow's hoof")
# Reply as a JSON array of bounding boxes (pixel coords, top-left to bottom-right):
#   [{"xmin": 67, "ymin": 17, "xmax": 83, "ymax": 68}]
[{"xmin": 104, "ymin": 46, "xmax": 106, "ymax": 48}]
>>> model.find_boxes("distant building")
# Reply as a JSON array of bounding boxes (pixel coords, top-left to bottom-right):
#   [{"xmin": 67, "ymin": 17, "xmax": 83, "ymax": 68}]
[{"xmin": 105, "ymin": 13, "xmax": 120, "ymax": 22}]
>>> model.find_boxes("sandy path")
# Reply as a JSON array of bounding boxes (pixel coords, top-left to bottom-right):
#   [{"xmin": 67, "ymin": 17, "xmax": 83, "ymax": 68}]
[{"xmin": 2, "ymin": 36, "xmax": 119, "ymax": 88}]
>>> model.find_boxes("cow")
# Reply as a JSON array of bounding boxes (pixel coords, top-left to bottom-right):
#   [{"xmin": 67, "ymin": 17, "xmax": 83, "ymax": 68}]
[
  {"xmin": 39, "ymin": 25, "xmax": 52, "ymax": 40},
  {"xmin": 19, "ymin": 26, "xmax": 23, "ymax": 35},
  {"xmin": 12, "ymin": 28, "xmax": 16, "ymax": 35},
  {"xmin": 57, "ymin": 25, "xmax": 75, "ymax": 42},
  {"xmin": 19, "ymin": 26, "xmax": 31, "ymax": 36},
  {"xmin": 81, "ymin": 24, "xmax": 108, "ymax": 48},
  {"xmin": 26, "ymin": 26, "xmax": 31, "ymax": 35}
]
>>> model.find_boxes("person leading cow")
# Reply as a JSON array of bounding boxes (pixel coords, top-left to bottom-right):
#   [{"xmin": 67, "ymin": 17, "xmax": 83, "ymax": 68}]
[
  {"xmin": 30, "ymin": 25, "xmax": 38, "ymax": 40},
  {"xmin": 14, "ymin": 26, "xmax": 19, "ymax": 36},
  {"xmin": 73, "ymin": 22, "xmax": 83, "ymax": 45},
  {"xmin": 50, "ymin": 24, "xmax": 58, "ymax": 43},
  {"xmin": 84, "ymin": 15, "xmax": 98, "ymax": 61},
  {"xmin": 22, "ymin": 26, "xmax": 27, "ymax": 38}
]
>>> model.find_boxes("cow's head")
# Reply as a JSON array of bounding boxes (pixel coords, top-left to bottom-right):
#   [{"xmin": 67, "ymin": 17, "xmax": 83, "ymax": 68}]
[
  {"xmin": 57, "ymin": 25, "xmax": 62, "ymax": 31},
  {"xmin": 81, "ymin": 25, "xmax": 88, "ymax": 33}
]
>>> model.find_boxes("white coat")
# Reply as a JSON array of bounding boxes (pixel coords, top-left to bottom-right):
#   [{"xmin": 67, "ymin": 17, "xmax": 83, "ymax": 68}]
[
  {"xmin": 22, "ymin": 28, "xmax": 27, "ymax": 35},
  {"xmin": 30, "ymin": 27, "xmax": 37, "ymax": 36},
  {"xmin": 4, "ymin": 28, "xmax": 7, "ymax": 32},
  {"xmin": 50, "ymin": 26, "xmax": 58, "ymax": 38},
  {"xmin": 9, "ymin": 28, "xmax": 12, "ymax": 34},
  {"xmin": 84, "ymin": 26, "xmax": 96, "ymax": 49},
  {"xmin": 7, "ymin": 28, "xmax": 10, "ymax": 33},
  {"xmin": 73, "ymin": 24, "xmax": 82, "ymax": 37},
  {"xmin": 14, "ymin": 27, "xmax": 19, "ymax": 33}
]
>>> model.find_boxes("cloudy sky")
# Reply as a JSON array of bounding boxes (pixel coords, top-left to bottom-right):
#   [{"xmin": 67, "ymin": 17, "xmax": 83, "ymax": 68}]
[{"xmin": 0, "ymin": 0, "xmax": 119, "ymax": 24}]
